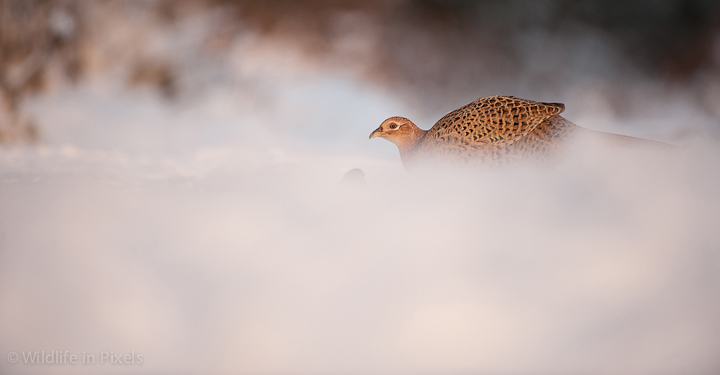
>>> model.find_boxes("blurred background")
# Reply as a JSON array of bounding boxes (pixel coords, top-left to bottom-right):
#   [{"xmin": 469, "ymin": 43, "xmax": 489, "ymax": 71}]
[
  {"xmin": 1, "ymin": 1, "xmax": 720, "ymax": 374},
  {"xmin": 2, "ymin": 0, "xmax": 720, "ymax": 150}
]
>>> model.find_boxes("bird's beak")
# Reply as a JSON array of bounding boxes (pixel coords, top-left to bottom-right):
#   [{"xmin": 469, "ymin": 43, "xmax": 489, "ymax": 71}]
[{"xmin": 369, "ymin": 127, "xmax": 384, "ymax": 139}]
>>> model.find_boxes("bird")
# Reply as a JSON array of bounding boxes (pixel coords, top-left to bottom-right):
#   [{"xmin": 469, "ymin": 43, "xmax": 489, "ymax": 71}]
[{"xmin": 369, "ymin": 95, "xmax": 670, "ymax": 169}]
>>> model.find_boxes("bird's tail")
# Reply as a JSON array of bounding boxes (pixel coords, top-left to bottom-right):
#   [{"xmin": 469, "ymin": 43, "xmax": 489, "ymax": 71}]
[{"xmin": 586, "ymin": 129, "xmax": 677, "ymax": 150}]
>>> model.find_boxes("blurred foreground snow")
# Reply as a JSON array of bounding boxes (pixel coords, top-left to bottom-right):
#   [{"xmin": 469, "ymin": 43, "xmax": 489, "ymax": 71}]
[{"xmin": 1, "ymin": 81, "xmax": 719, "ymax": 374}]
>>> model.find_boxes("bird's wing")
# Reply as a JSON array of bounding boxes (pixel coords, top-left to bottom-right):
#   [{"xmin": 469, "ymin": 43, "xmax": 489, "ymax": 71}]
[{"xmin": 424, "ymin": 96, "xmax": 565, "ymax": 147}]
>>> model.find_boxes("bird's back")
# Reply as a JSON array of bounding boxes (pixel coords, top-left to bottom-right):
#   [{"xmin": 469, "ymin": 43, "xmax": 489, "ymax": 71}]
[{"xmin": 406, "ymin": 96, "xmax": 571, "ymax": 165}]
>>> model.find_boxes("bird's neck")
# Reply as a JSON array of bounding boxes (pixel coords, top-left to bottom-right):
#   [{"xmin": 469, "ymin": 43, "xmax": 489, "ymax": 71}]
[
  {"xmin": 395, "ymin": 128, "xmax": 427, "ymax": 159},
  {"xmin": 395, "ymin": 128, "xmax": 427, "ymax": 154}
]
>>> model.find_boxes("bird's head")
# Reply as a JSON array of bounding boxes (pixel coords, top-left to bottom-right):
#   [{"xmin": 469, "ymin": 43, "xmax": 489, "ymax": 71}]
[{"xmin": 369, "ymin": 117, "xmax": 425, "ymax": 151}]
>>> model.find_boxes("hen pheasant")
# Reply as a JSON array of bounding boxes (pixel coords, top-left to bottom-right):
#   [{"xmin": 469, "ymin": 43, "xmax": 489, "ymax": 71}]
[{"xmin": 370, "ymin": 96, "xmax": 666, "ymax": 169}]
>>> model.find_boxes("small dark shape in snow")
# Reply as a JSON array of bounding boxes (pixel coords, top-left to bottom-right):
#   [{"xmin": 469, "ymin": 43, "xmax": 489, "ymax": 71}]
[{"xmin": 341, "ymin": 168, "xmax": 366, "ymax": 186}]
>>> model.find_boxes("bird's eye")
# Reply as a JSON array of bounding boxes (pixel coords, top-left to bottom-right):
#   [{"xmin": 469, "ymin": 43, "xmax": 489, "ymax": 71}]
[{"xmin": 389, "ymin": 123, "xmax": 398, "ymax": 130}]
